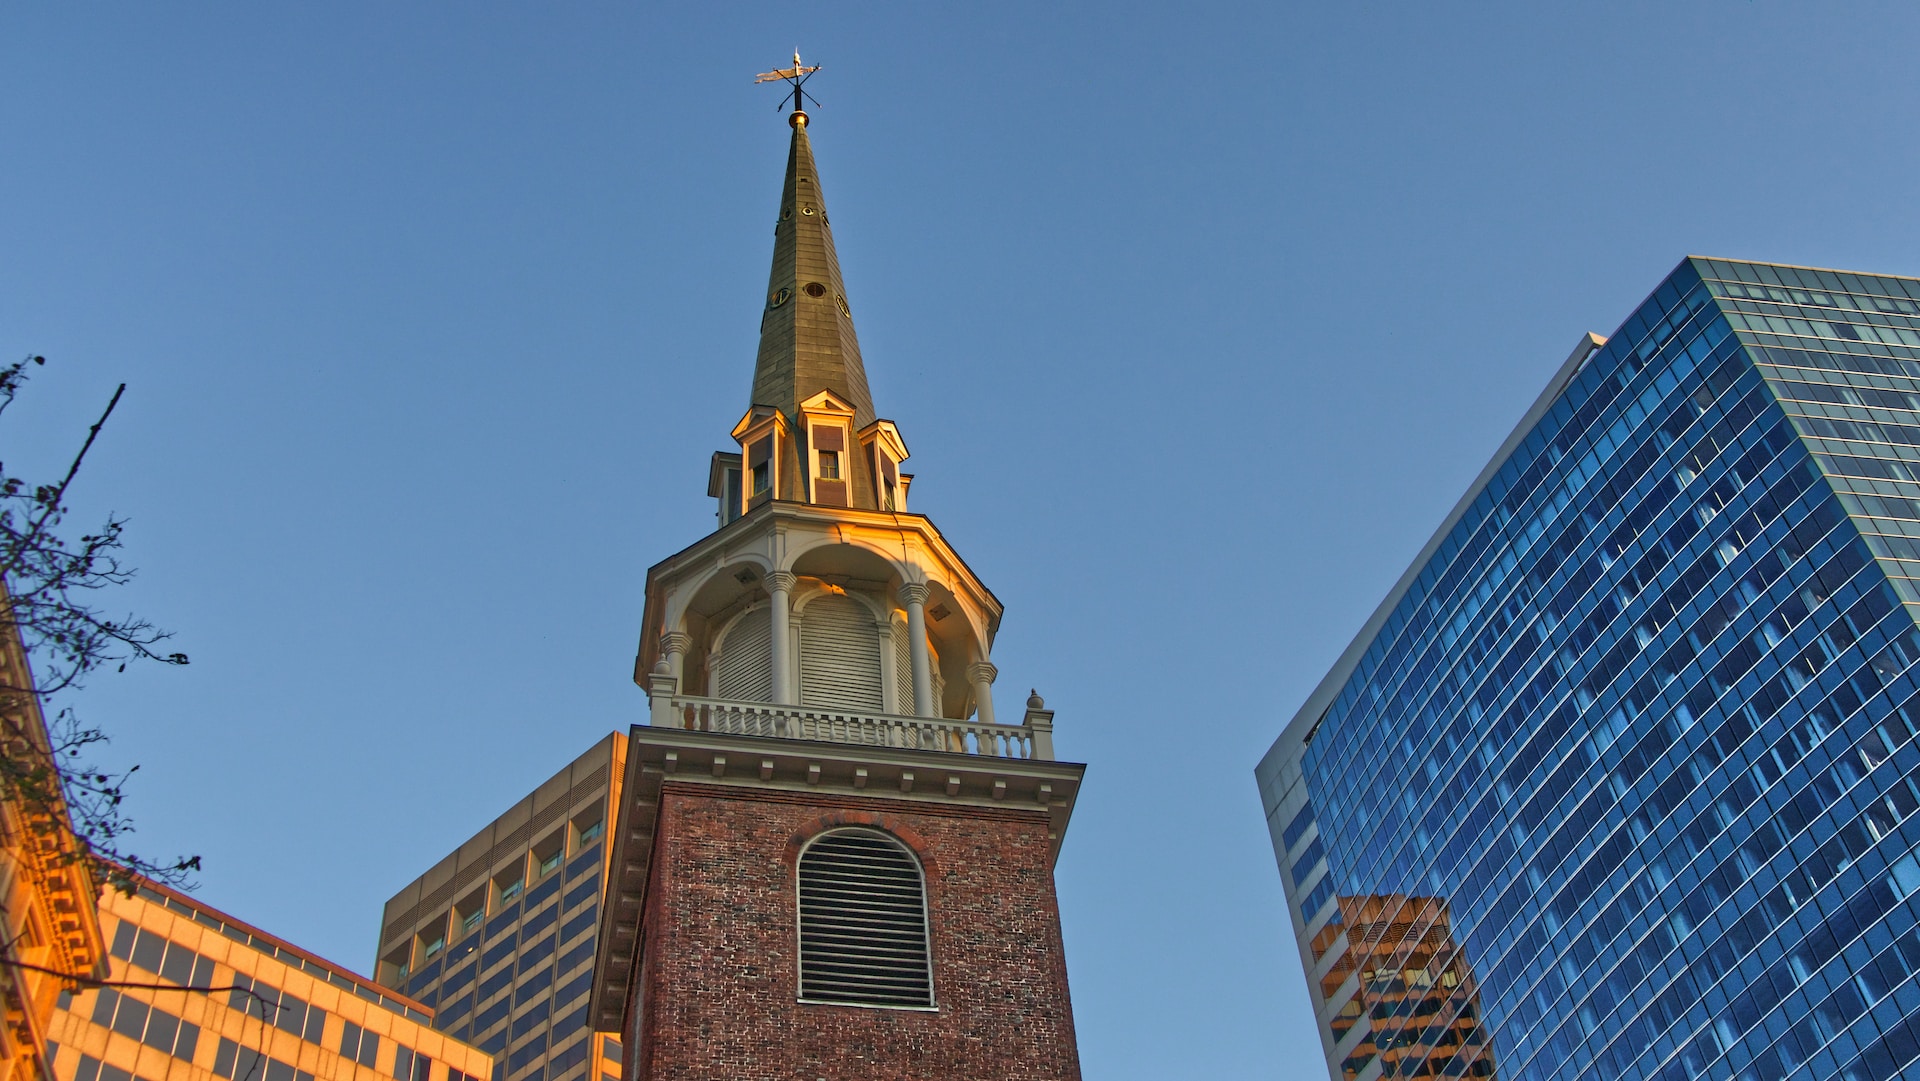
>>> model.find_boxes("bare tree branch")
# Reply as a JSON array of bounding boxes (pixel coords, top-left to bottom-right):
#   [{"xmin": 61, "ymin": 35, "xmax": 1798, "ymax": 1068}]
[{"xmin": 0, "ymin": 354, "xmax": 196, "ymax": 888}]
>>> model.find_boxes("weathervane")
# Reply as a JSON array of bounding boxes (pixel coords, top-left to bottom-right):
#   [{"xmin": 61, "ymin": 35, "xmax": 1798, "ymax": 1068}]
[{"xmin": 755, "ymin": 50, "xmax": 821, "ymax": 121}]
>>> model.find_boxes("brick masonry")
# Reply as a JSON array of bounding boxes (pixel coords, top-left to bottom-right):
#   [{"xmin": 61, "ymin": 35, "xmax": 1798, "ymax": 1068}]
[{"xmin": 631, "ymin": 781, "xmax": 1082, "ymax": 1080}]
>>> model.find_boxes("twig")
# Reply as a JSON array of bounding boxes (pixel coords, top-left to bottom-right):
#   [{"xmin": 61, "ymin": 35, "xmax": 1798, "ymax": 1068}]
[
  {"xmin": 1, "ymin": 955, "xmax": 280, "ymax": 1014},
  {"xmin": 0, "ymin": 383, "xmax": 124, "ymax": 586}
]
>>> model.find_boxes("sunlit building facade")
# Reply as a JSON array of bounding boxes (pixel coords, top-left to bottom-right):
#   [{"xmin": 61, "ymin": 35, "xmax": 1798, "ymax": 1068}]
[
  {"xmin": 0, "ymin": 591, "xmax": 106, "ymax": 1081},
  {"xmin": 50, "ymin": 878, "xmax": 490, "ymax": 1081},
  {"xmin": 1259, "ymin": 259, "xmax": 1920, "ymax": 1081},
  {"xmin": 373, "ymin": 735, "xmax": 624, "ymax": 1081}
]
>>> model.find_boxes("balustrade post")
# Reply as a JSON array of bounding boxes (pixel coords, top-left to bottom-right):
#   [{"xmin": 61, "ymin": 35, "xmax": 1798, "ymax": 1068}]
[
  {"xmin": 647, "ymin": 660, "xmax": 680, "ymax": 728},
  {"xmin": 1023, "ymin": 690, "xmax": 1055, "ymax": 760}
]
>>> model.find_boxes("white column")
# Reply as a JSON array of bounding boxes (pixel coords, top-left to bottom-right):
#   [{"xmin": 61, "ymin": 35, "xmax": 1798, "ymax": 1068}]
[
  {"xmin": 660, "ymin": 631, "xmax": 691, "ymax": 681},
  {"xmin": 768, "ymin": 571, "xmax": 797, "ymax": 704},
  {"xmin": 899, "ymin": 583, "xmax": 935, "ymax": 718},
  {"xmin": 967, "ymin": 661, "xmax": 998, "ymax": 726}
]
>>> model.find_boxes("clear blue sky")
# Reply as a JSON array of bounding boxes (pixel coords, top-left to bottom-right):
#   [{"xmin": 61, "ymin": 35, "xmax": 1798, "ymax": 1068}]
[{"xmin": 4, "ymin": 4, "xmax": 1918, "ymax": 1078}]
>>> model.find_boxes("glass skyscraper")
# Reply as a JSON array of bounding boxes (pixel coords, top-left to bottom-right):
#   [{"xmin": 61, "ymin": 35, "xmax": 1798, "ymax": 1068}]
[{"xmin": 1258, "ymin": 258, "xmax": 1920, "ymax": 1081}]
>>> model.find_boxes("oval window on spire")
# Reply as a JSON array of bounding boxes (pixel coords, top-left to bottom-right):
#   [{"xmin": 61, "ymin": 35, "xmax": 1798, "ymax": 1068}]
[
  {"xmin": 804, "ymin": 282, "xmax": 826, "ymax": 298},
  {"xmin": 768, "ymin": 287, "xmax": 791, "ymax": 310},
  {"xmin": 801, "ymin": 204, "xmax": 817, "ymax": 216}
]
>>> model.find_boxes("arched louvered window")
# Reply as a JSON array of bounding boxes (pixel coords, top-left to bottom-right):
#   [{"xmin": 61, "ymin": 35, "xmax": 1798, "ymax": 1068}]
[
  {"xmin": 714, "ymin": 605, "xmax": 773, "ymax": 701},
  {"xmin": 797, "ymin": 829, "xmax": 934, "ymax": 1008}
]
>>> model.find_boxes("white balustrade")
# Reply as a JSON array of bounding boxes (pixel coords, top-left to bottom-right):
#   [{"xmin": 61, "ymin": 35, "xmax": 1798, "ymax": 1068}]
[{"xmin": 664, "ymin": 695, "xmax": 1040, "ymax": 760}]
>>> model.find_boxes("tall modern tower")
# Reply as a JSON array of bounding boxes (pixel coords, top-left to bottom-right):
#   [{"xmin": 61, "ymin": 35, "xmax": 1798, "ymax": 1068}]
[
  {"xmin": 372, "ymin": 735, "xmax": 626, "ymax": 1081},
  {"xmin": 583, "ymin": 92, "xmax": 1087, "ymax": 1080},
  {"xmin": 1259, "ymin": 258, "xmax": 1920, "ymax": 1081}
]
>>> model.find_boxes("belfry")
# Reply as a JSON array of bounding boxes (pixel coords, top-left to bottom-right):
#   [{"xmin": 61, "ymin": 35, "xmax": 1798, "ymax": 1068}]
[{"xmin": 587, "ymin": 62, "xmax": 1087, "ymax": 1080}]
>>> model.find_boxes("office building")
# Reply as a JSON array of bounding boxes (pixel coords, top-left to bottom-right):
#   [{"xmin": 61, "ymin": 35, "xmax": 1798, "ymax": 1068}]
[
  {"xmin": 50, "ymin": 878, "xmax": 490, "ymax": 1081},
  {"xmin": 1259, "ymin": 258, "xmax": 1920, "ymax": 1081},
  {"xmin": 581, "ymin": 84, "xmax": 1088, "ymax": 1080},
  {"xmin": 371, "ymin": 735, "xmax": 623, "ymax": 1081}
]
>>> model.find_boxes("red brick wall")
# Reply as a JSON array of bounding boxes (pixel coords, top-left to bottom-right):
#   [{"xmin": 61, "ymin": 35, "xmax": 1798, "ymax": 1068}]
[{"xmin": 632, "ymin": 782, "xmax": 1082, "ymax": 1081}]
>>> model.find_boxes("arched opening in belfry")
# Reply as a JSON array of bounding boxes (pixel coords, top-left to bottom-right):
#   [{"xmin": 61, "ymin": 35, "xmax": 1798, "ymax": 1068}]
[
  {"xmin": 789, "ymin": 542, "xmax": 906, "ymax": 714},
  {"xmin": 712, "ymin": 604, "xmax": 773, "ymax": 702},
  {"xmin": 675, "ymin": 559, "xmax": 775, "ymax": 700},
  {"xmin": 797, "ymin": 591, "xmax": 885, "ymax": 712}
]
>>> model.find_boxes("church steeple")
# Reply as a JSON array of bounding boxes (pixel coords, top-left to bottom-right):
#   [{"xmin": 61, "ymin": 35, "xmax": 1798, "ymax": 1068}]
[
  {"xmin": 598, "ymin": 74, "xmax": 1086, "ymax": 1078},
  {"xmin": 750, "ymin": 114, "xmax": 876, "ymax": 429},
  {"xmin": 717, "ymin": 100, "xmax": 908, "ymax": 519}
]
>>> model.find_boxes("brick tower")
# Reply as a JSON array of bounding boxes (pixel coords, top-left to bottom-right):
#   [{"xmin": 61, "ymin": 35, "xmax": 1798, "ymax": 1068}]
[{"xmin": 586, "ymin": 69, "xmax": 1087, "ymax": 1081}]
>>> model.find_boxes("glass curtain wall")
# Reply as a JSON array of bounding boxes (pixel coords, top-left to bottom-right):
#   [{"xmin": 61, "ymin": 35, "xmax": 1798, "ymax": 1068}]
[{"xmin": 1267, "ymin": 259, "xmax": 1920, "ymax": 1081}]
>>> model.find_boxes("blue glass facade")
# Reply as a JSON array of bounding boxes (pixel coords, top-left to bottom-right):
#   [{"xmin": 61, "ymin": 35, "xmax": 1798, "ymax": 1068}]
[{"xmin": 1258, "ymin": 259, "xmax": 1920, "ymax": 1081}]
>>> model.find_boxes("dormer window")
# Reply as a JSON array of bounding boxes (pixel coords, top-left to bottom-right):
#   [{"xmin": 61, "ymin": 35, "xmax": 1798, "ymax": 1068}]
[
  {"xmin": 856, "ymin": 419, "xmax": 909, "ymax": 514},
  {"xmin": 731, "ymin": 407, "xmax": 788, "ymax": 512},
  {"xmin": 709, "ymin": 452, "xmax": 744, "ymax": 526},
  {"xmin": 806, "ymin": 418, "xmax": 850, "ymax": 507}
]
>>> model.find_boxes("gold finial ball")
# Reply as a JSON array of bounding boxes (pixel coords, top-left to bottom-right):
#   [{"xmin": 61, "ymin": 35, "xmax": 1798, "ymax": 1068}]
[{"xmin": 789, "ymin": 110, "xmax": 809, "ymax": 129}]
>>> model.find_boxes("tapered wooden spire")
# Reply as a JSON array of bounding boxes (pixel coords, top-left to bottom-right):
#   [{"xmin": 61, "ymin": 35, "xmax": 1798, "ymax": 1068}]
[{"xmin": 749, "ymin": 113, "xmax": 876, "ymax": 428}]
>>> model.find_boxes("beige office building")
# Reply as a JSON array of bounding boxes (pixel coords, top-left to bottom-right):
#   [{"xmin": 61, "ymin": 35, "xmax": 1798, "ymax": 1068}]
[
  {"xmin": 373, "ymin": 735, "xmax": 624, "ymax": 1081},
  {"xmin": 48, "ymin": 879, "xmax": 491, "ymax": 1081}
]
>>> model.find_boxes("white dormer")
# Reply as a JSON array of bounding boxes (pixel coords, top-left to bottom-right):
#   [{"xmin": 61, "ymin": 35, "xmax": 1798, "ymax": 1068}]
[
  {"xmin": 860, "ymin": 419, "xmax": 909, "ymax": 513},
  {"xmin": 730, "ymin": 405, "xmax": 790, "ymax": 516},
  {"xmin": 798, "ymin": 390, "xmax": 857, "ymax": 508}
]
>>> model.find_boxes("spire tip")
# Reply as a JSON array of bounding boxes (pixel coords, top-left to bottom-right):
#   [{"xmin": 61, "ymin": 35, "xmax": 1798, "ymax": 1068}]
[{"xmin": 755, "ymin": 51, "xmax": 821, "ymax": 118}]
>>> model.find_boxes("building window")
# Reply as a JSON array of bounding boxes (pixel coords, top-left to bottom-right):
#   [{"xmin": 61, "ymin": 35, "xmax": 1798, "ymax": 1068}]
[
  {"xmin": 796, "ymin": 828, "xmax": 933, "ymax": 1008},
  {"xmin": 392, "ymin": 1045, "xmax": 431, "ymax": 1081},
  {"xmin": 817, "ymin": 449, "xmax": 840, "ymax": 479},
  {"xmin": 496, "ymin": 867, "xmax": 526, "ymax": 907},
  {"xmin": 751, "ymin": 461, "xmax": 770, "ymax": 495},
  {"xmin": 339, "ymin": 1022, "xmax": 380, "ymax": 1068},
  {"xmin": 540, "ymin": 851, "xmax": 563, "ymax": 877}
]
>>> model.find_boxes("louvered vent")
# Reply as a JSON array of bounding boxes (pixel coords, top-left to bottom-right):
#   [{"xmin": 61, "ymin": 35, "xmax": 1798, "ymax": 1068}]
[
  {"xmin": 716, "ymin": 606, "xmax": 773, "ymax": 701},
  {"xmin": 892, "ymin": 615, "xmax": 914, "ymax": 714},
  {"xmin": 801, "ymin": 594, "xmax": 884, "ymax": 712},
  {"xmin": 798, "ymin": 829, "xmax": 933, "ymax": 1008}
]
